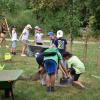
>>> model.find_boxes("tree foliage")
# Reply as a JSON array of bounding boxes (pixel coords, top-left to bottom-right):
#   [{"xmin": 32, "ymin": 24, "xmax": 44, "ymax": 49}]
[{"xmin": 0, "ymin": 0, "xmax": 99, "ymax": 37}]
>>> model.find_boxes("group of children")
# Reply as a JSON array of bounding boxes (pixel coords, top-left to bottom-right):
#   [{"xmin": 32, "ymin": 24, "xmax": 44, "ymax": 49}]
[
  {"xmin": 35, "ymin": 30, "xmax": 86, "ymax": 92},
  {"xmin": 1, "ymin": 23, "xmax": 86, "ymax": 92},
  {"xmin": 10, "ymin": 24, "xmax": 45, "ymax": 56},
  {"xmin": 11, "ymin": 24, "xmax": 32, "ymax": 56},
  {"xmin": 36, "ymin": 46, "xmax": 85, "ymax": 92}
]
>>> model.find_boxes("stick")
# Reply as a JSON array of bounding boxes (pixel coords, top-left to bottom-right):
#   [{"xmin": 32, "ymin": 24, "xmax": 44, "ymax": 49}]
[
  {"xmin": 59, "ymin": 65, "xmax": 68, "ymax": 78},
  {"xmin": 18, "ymin": 32, "xmax": 23, "ymax": 40},
  {"xmin": 91, "ymin": 75, "xmax": 100, "ymax": 79},
  {"xmin": 4, "ymin": 18, "xmax": 11, "ymax": 38}
]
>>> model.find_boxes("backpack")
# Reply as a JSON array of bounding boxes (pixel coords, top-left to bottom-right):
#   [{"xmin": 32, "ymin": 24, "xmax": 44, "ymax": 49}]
[
  {"xmin": 44, "ymin": 52, "xmax": 57, "ymax": 57},
  {"xmin": 44, "ymin": 48, "xmax": 58, "ymax": 57},
  {"xmin": 44, "ymin": 48, "xmax": 60, "ymax": 61}
]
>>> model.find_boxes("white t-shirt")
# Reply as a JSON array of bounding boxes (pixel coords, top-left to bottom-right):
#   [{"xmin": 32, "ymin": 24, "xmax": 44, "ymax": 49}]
[
  {"xmin": 35, "ymin": 33, "xmax": 44, "ymax": 43},
  {"xmin": 11, "ymin": 30, "xmax": 17, "ymax": 41},
  {"xmin": 21, "ymin": 28, "xmax": 29, "ymax": 40}
]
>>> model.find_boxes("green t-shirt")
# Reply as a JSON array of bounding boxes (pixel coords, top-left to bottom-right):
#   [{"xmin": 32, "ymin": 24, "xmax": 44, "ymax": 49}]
[
  {"xmin": 44, "ymin": 47, "xmax": 62, "ymax": 65},
  {"xmin": 67, "ymin": 56, "xmax": 85, "ymax": 74}
]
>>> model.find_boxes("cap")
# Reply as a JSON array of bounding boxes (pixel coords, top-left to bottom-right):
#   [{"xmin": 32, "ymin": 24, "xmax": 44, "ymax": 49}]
[
  {"xmin": 57, "ymin": 30, "xmax": 63, "ymax": 38},
  {"xmin": 34, "ymin": 26, "xmax": 39, "ymax": 29},
  {"xmin": 48, "ymin": 32, "xmax": 54, "ymax": 36}
]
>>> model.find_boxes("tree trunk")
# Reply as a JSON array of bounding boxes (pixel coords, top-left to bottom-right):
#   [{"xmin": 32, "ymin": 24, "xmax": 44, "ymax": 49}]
[
  {"xmin": 83, "ymin": 35, "xmax": 88, "ymax": 62},
  {"xmin": 98, "ymin": 43, "xmax": 100, "ymax": 67},
  {"xmin": 70, "ymin": 32, "xmax": 73, "ymax": 52}
]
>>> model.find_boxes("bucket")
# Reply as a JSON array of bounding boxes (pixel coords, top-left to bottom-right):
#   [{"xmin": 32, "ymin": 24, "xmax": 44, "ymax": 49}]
[{"xmin": 4, "ymin": 53, "xmax": 12, "ymax": 61}]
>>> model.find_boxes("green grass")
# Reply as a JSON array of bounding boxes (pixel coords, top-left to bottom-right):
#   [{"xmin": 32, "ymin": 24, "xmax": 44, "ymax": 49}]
[{"xmin": 0, "ymin": 41, "xmax": 100, "ymax": 100}]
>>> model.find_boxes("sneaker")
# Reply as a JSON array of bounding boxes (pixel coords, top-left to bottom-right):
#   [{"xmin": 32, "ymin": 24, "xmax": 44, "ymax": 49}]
[
  {"xmin": 21, "ymin": 54, "xmax": 26, "ymax": 56},
  {"xmin": 47, "ymin": 87, "xmax": 51, "ymax": 92},
  {"xmin": 51, "ymin": 87, "xmax": 55, "ymax": 92},
  {"xmin": 13, "ymin": 52, "xmax": 16, "ymax": 55}
]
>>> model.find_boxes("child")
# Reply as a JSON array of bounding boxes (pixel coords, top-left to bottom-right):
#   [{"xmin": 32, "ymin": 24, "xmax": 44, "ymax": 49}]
[
  {"xmin": 34, "ymin": 26, "xmax": 39, "ymax": 34},
  {"xmin": 63, "ymin": 52, "xmax": 86, "ymax": 89},
  {"xmin": 54, "ymin": 30, "xmax": 67, "ymax": 78},
  {"xmin": 11, "ymin": 26, "xmax": 17, "ymax": 55},
  {"xmin": 54, "ymin": 30, "xmax": 67, "ymax": 56},
  {"xmin": 20, "ymin": 24, "xmax": 32, "ymax": 56},
  {"xmin": 48, "ymin": 32, "xmax": 56, "ymax": 46},
  {"xmin": 43, "ymin": 45, "xmax": 68, "ymax": 92},
  {"xmin": 34, "ymin": 28, "xmax": 44, "ymax": 45},
  {"xmin": 35, "ymin": 53, "xmax": 46, "ymax": 85}
]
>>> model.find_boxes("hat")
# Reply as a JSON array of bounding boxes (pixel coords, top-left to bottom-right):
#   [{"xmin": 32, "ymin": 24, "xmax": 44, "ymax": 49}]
[
  {"xmin": 48, "ymin": 32, "xmax": 54, "ymax": 36},
  {"xmin": 34, "ymin": 26, "xmax": 39, "ymax": 29},
  {"xmin": 26, "ymin": 24, "xmax": 32, "ymax": 29},
  {"xmin": 57, "ymin": 30, "xmax": 63, "ymax": 38}
]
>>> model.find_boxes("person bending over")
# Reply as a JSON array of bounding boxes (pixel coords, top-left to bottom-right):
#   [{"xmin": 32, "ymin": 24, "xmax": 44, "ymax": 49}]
[
  {"xmin": 43, "ymin": 45, "xmax": 68, "ymax": 92},
  {"xmin": 63, "ymin": 52, "xmax": 86, "ymax": 89}
]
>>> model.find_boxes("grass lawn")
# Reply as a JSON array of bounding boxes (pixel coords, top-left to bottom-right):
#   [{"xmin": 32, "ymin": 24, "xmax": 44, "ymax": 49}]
[{"xmin": 0, "ymin": 41, "xmax": 100, "ymax": 100}]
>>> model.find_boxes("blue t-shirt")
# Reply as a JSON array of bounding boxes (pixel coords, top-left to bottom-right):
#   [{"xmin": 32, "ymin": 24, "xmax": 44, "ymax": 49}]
[{"xmin": 54, "ymin": 38, "xmax": 67, "ymax": 55}]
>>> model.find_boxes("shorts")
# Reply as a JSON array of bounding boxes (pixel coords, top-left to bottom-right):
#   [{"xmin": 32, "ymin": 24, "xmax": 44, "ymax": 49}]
[
  {"xmin": 44, "ymin": 60, "xmax": 57, "ymax": 75},
  {"xmin": 12, "ymin": 40, "xmax": 17, "ymax": 48},
  {"xmin": 21, "ymin": 40, "xmax": 28, "ymax": 46},
  {"xmin": 69, "ymin": 67, "xmax": 81, "ymax": 81}
]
